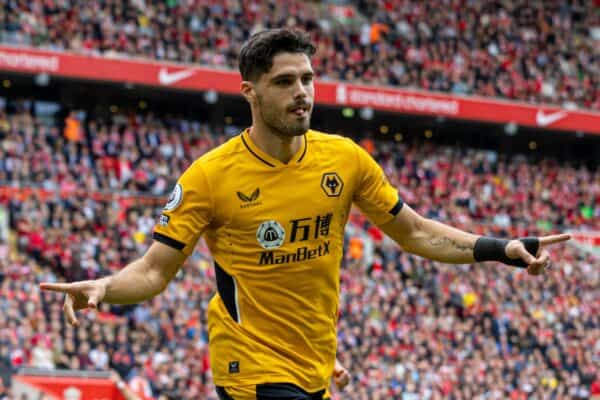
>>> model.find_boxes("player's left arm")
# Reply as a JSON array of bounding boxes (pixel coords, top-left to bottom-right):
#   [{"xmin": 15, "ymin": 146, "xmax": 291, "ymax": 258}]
[
  {"xmin": 350, "ymin": 139, "xmax": 570, "ymax": 275},
  {"xmin": 378, "ymin": 203, "xmax": 570, "ymax": 275}
]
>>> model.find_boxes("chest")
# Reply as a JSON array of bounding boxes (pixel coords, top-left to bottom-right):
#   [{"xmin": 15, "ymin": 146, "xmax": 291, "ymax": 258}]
[{"xmin": 212, "ymin": 165, "xmax": 353, "ymax": 254}]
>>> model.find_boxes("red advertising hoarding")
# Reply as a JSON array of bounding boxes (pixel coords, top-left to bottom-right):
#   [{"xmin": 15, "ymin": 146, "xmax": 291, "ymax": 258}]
[
  {"xmin": 13, "ymin": 375, "xmax": 125, "ymax": 400},
  {"xmin": 1, "ymin": 45, "xmax": 599, "ymax": 134}
]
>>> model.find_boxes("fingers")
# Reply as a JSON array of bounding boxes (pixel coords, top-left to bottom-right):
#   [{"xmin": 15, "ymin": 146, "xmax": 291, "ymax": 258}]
[
  {"xmin": 41, "ymin": 282, "xmax": 80, "ymax": 326},
  {"xmin": 514, "ymin": 243, "xmax": 537, "ymax": 265},
  {"xmin": 63, "ymin": 294, "xmax": 79, "ymax": 327},
  {"xmin": 507, "ymin": 235, "xmax": 566, "ymax": 274},
  {"xmin": 539, "ymin": 234, "xmax": 571, "ymax": 246},
  {"xmin": 87, "ymin": 291, "xmax": 101, "ymax": 309},
  {"xmin": 39, "ymin": 282, "xmax": 75, "ymax": 293},
  {"xmin": 527, "ymin": 250, "xmax": 550, "ymax": 276},
  {"xmin": 41, "ymin": 280, "xmax": 103, "ymax": 325},
  {"xmin": 334, "ymin": 369, "xmax": 350, "ymax": 390},
  {"xmin": 333, "ymin": 359, "xmax": 350, "ymax": 390}
]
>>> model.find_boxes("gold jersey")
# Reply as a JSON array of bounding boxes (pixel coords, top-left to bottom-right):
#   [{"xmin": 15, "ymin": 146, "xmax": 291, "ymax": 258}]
[{"xmin": 153, "ymin": 129, "xmax": 402, "ymax": 392}]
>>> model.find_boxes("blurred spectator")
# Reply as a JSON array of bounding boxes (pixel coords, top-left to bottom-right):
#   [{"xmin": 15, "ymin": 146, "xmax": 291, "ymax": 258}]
[{"xmin": 30, "ymin": 337, "xmax": 54, "ymax": 370}]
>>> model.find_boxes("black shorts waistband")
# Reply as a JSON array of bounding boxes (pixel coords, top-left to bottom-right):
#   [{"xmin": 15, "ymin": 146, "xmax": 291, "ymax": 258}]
[{"xmin": 216, "ymin": 382, "xmax": 329, "ymax": 400}]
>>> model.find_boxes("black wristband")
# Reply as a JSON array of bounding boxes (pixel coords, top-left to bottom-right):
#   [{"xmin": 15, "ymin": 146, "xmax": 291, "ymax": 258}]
[{"xmin": 473, "ymin": 237, "xmax": 540, "ymax": 268}]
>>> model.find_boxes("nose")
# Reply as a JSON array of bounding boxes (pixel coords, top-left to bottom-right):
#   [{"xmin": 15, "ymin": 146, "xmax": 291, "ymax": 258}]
[{"xmin": 293, "ymin": 79, "xmax": 307, "ymax": 100}]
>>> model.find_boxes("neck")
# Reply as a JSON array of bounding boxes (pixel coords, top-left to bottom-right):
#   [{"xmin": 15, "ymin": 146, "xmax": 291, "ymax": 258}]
[{"xmin": 249, "ymin": 120, "xmax": 304, "ymax": 164}]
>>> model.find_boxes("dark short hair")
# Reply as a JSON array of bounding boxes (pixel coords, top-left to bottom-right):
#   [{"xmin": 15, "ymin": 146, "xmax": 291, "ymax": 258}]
[{"xmin": 239, "ymin": 28, "xmax": 316, "ymax": 82}]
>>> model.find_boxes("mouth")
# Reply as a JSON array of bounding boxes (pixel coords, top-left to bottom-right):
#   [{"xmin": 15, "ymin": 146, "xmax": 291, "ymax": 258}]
[{"xmin": 289, "ymin": 104, "xmax": 310, "ymax": 117}]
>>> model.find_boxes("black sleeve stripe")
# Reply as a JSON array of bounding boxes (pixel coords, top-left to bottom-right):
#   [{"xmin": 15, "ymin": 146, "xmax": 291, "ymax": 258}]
[
  {"xmin": 389, "ymin": 199, "xmax": 404, "ymax": 216},
  {"xmin": 152, "ymin": 232, "xmax": 185, "ymax": 250}
]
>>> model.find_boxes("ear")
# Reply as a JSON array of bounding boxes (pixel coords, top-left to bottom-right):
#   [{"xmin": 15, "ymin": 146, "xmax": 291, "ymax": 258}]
[{"xmin": 240, "ymin": 81, "xmax": 256, "ymax": 103}]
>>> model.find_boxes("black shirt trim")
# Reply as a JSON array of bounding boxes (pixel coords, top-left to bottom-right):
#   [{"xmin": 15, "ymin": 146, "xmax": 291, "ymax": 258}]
[
  {"xmin": 297, "ymin": 134, "xmax": 308, "ymax": 162},
  {"xmin": 241, "ymin": 134, "xmax": 276, "ymax": 167},
  {"xmin": 389, "ymin": 199, "xmax": 404, "ymax": 216},
  {"xmin": 152, "ymin": 232, "xmax": 185, "ymax": 250}
]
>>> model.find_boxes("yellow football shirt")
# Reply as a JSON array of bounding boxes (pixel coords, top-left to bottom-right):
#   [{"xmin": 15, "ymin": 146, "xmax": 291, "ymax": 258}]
[{"xmin": 153, "ymin": 129, "xmax": 402, "ymax": 392}]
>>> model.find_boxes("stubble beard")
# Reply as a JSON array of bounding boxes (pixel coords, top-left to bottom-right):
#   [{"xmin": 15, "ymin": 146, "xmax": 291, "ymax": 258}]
[{"xmin": 257, "ymin": 96, "xmax": 311, "ymax": 138}]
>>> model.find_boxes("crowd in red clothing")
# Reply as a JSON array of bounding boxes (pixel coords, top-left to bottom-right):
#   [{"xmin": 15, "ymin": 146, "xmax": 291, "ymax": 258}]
[
  {"xmin": 0, "ymin": 99, "xmax": 599, "ymax": 399},
  {"xmin": 1, "ymin": 104, "xmax": 225, "ymax": 197},
  {"xmin": 1, "ymin": 0, "xmax": 599, "ymax": 110}
]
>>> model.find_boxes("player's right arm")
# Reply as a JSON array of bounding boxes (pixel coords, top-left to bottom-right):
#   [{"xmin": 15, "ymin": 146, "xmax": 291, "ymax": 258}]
[
  {"xmin": 40, "ymin": 240, "xmax": 186, "ymax": 326},
  {"xmin": 41, "ymin": 160, "xmax": 213, "ymax": 326}
]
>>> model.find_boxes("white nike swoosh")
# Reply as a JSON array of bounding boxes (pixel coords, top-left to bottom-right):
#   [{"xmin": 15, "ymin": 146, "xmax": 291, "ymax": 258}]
[
  {"xmin": 536, "ymin": 110, "xmax": 567, "ymax": 127},
  {"xmin": 158, "ymin": 68, "xmax": 196, "ymax": 86}
]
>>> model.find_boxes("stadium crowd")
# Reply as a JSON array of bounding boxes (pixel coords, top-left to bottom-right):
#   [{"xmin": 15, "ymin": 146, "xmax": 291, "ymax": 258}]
[
  {"xmin": 2, "ymin": 104, "xmax": 599, "ymax": 233},
  {"xmin": 1, "ymin": 0, "xmax": 599, "ymax": 110},
  {"xmin": 0, "ymin": 100, "xmax": 599, "ymax": 399}
]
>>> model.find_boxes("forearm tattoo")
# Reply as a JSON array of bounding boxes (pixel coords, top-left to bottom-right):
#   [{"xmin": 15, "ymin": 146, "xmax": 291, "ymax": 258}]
[{"xmin": 428, "ymin": 236, "xmax": 474, "ymax": 252}]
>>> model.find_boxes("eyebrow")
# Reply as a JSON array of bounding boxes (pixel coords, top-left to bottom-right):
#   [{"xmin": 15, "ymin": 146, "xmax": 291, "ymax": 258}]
[{"xmin": 270, "ymin": 71, "xmax": 314, "ymax": 81}]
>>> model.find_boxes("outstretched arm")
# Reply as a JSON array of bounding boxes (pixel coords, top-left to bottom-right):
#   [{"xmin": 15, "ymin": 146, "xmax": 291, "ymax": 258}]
[
  {"xmin": 40, "ymin": 241, "xmax": 186, "ymax": 325},
  {"xmin": 379, "ymin": 203, "xmax": 570, "ymax": 273},
  {"xmin": 380, "ymin": 204, "xmax": 479, "ymax": 264},
  {"xmin": 101, "ymin": 241, "xmax": 186, "ymax": 304}
]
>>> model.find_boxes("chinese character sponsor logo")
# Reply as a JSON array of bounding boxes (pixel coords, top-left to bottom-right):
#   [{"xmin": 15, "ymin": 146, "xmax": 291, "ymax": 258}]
[
  {"xmin": 257, "ymin": 213, "xmax": 334, "ymax": 265},
  {"xmin": 290, "ymin": 213, "xmax": 333, "ymax": 242}
]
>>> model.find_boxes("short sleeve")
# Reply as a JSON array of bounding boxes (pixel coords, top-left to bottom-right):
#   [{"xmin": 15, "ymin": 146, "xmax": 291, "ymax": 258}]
[
  {"xmin": 153, "ymin": 162, "xmax": 213, "ymax": 255},
  {"xmin": 353, "ymin": 143, "xmax": 403, "ymax": 226}
]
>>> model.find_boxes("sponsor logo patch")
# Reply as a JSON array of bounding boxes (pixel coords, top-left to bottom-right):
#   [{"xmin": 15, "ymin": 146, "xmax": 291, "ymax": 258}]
[
  {"xmin": 258, "ymin": 241, "xmax": 331, "ymax": 265},
  {"xmin": 256, "ymin": 220, "xmax": 285, "ymax": 250},
  {"xmin": 164, "ymin": 184, "xmax": 183, "ymax": 211},
  {"xmin": 229, "ymin": 361, "xmax": 240, "ymax": 374},
  {"xmin": 158, "ymin": 214, "xmax": 170, "ymax": 226}
]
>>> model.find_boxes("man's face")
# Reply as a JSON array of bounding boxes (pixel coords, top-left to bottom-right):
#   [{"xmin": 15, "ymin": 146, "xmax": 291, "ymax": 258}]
[{"xmin": 252, "ymin": 52, "xmax": 315, "ymax": 137}]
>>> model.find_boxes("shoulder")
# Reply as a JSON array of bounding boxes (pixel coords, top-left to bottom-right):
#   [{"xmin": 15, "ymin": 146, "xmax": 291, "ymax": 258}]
[
  {"xmin": 198, "ymin": 134, "xmax": 246, "ymax": 165},
  {"xmin": 187, "ymin": 133, "xmax": 246, "ymax": 175},
  {"xmin": 306, "ymin": 130, "xmax": 359, "ymax": 155}
]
